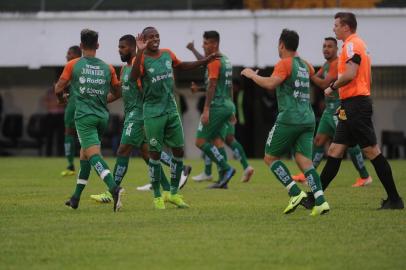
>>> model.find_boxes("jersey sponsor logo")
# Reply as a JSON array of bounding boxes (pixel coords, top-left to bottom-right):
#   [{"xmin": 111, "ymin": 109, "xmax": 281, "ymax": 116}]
[
  {"xmin": 346, "ymin": 42, "xmax": 354, "ymax": 58},
  {"xmin": 85, "ymin": 77, "xmax": 106, "ymax": 85},
  {"xmin": 294, "ymin": 80, "xmax": 310, "ymax": 89},
  {"xmin": 82, "ymin": 65, "xmax": 105, "ymax": 76},
  {"xmin": 79, "ymin": 76, "xmax": 86, "ymax": 84},
  {"xmin": 297, "ymin": 66, "xmax": 309, "ymax": 79},
  {"xmin": 79, "ymin": 87, "xmax": 105, "ymax": 96},
  {"xmin": 79, "ymin": 86, "xmax": 86, "ymax": 94},
  {"xmin": 151, "ymin": 72, "xmax": 173, "ymax": 83},
  {"xmin": 148, "ymin": 68, "xmax": 155, "ymax": 73},
  {"xmin": 293, "ymin": 89, "xmax": 310, "ymax": 100}
]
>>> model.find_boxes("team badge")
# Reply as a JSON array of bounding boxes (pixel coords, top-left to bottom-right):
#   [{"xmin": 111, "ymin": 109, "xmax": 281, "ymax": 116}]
[
  {"xmin": 165, "ymin": 60, "xmax": 171, "ymax": 69},
  {"xmin": 338, "ymin": 109, "xmax": 347, "ymax": 120},
  {"xmin": 150, "ymin": 138, "xmax": 158, "ymax": 146}
]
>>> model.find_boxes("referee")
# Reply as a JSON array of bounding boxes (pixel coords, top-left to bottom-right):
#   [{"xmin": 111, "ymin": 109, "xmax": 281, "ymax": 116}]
[{"xmin": 320, "ymin": 12, "xmax": 403, "ymax": 209}]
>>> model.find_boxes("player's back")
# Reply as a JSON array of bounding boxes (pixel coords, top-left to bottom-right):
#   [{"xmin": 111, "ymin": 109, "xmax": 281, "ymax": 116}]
[
  {"xmin": 120, "ymin": 59, "xmax": 143, "ymax": 119},
  {"xmin": 276, "ymin": 56, "xmax": 315, "ymax": 126},
  {"xmin": 71, "ymin": 57, "xmax": 113, "ymax": 120}
]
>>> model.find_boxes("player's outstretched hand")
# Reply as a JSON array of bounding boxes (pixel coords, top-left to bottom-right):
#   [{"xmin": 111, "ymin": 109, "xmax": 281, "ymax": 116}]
[
  {"xmin": 241, "ymin": 68, "xmax": 259, "ymax": 79},
  {"xmin": 186, "ymin": 41, "xmax": 195, "ymax": 51},
  {"xmin": 136, "ymin": 33, "xmax": 149, "ymax": 51},
  {"xmin": 190, "ymin": 81, "xmax": 199, "ymax": 93}
]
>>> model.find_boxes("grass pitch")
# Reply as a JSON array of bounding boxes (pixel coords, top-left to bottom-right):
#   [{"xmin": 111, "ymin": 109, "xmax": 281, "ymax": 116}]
[{"xmin": 0, "ymin": 157, "xmax": 405, "ymax": 270}]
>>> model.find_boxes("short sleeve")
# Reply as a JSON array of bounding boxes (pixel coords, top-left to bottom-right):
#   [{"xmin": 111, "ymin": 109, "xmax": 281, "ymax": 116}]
[
  {"xmin": 109, "ymin": 65, "xmax": 120, "ymax": 87},
  {"xmin": 327, "ymin": 59, "xmax": 338, "ymax": 79},
  {"xmin": 163, "ymin": 49, "xmax": 182, "ymax": 67},
  {"xmin": 304, "ymin": 60, "xmax": 315, "ymax": 77},
  {"xmin": 316, "ymin": 67, "xmax": 324, "ymax": 77},
  {"xmin": 271, "ymin": 58, "xmax": 292, "ymax": 81},
  {"xmin": 60, "ymin": 58, "xmax": 79, "ymax": 81},
  {"xmin": 345, "ymin": 41, "xmax": 362, "ymax": 61},
  {"xmin": 207, "ymin": 59, "xmax": 221, "ymax": 80}
]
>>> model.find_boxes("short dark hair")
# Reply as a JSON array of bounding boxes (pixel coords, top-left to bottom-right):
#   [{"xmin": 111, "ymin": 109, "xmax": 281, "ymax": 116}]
[
  {"xmin": 119, "ymin": 34, "xmax": 136, "ymax": 46},
  {"xmin": 335, "ymin": 12, "xmax": 357, "ymax": 32},
  {"xmin": 80, "ymin": 29, "xmax": 98, "ymax": 50},
  {"xmin": 68, "ymin": 45, "xmax": 82, "ymax": 57},
  {"xmin": 203, "ymin": 31, "xmax": 220, "ymax": 43},
  {"xmin": 324, "ymin": 37, "xmax": 337, "ymax": 46},
  {"xmin": 279, "ymin": 29, "xmax": 299, "ymax": 52},
  {"xmin": 142, "ymin": 26, "xmax": 156, "ymax": 34}
]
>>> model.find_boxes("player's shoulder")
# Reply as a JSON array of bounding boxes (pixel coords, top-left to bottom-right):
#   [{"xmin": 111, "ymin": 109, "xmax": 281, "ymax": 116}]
[
  {"xmin": 160, "ymin": 48, "xmax": 174, "ymax": 55},
  {"xmin": 66, "ymin": 57, "xmax": 81, "ymax": 67}
]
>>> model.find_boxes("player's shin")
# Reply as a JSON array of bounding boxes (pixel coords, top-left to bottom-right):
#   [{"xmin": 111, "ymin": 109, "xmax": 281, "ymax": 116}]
[
  {"xmin": 113, "ymin": 156, "xmax": 129, "ymax": 185},
  {"xmin": 89, "ymin": 154, "xmax": 117, "ymax": 192},
  {"xmin": 305, "ymin": 168, "xmax": 326, "ymax": 206},
  {"xmin": 148, "ymin": 159, "xmax": 162, "ymax": 198},
  {"xmin": 270, "ymin": 160, "xmax": 301, "ymax": 196},
  {"xmin": 170, "ymin": 157, "xmax": 183, "ymax": 195},
  {"xmin": 73, "ymin": 159, "xmax": 91, "ymax": 198}
]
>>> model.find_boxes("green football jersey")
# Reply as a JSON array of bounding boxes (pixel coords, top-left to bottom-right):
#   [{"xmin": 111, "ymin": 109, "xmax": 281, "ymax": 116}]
[
  {"xmin": 204, "ymin": 55, "xmax": 234, "ymax": 110},
  {"xmin": 275, "ymin": 57, "xmax": 315, "ymax": 126},
  {"xmin": 121, "ymin": 61, "xmax": 143, "ymax": 120},
  {"xmin": 141, "ymin": 49, "xmax": 179, "ymax": 119},
  {"xmin": 70, "ymin": 57, "xmax": 115, "ymax": 120},
  {"xmin": 320, "ymin": 61, "xmax": 340, "ymax": 114}
]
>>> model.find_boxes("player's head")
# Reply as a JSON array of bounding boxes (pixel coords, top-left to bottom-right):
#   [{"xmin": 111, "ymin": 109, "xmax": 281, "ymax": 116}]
[
  {"xmin": 334, "ymin": 12, "xmax": 357, "ymax": 40},
  {"xmin": 142, "ymin": 27, "xmax": 160, "ymax": 52},
  {"xmin": 66, "ymin": 45, "xmax": 81, "ymax": 62},
  {"xmin": 80, "ymin": 29, "xmax": 99, "ymax": 50},
  {"xmin": 119, "ymin": 34, "xmax": 136, "ymax": 63},
  {"xmin": 202, "ymin": 31, "xmax": 220, "ymax": 56},
  {"xmin": 322, "ymin": 37, "xmax": 338, "ymax": 60},
  {"xmin": 278, "ymin": 29, "xmax": 299, "ymax": 57}
]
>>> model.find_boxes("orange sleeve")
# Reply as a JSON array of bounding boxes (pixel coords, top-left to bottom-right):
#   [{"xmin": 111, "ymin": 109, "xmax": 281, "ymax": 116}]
[
  {"xmin": 109, "ymin": 65, "xmax": 120, "ymax": 87},
  {"xmin": 207, "ymin": 59, "xmax": 221, "ymax": 80},
  {"xmin": 60, "ymin": 58, "xmax": 80, "ymax": 81},
  {"xmin": 327, "ymin": 59, "xmax": 338, "ymax": 79},
  {"xmin": 316, "ymin": 67, "xmax": 323, "ymax": 77},
  {"xmin": 271, "ymin": 58, "xmax": 292, "ymax": 81},
  {"xmin": 162, "ymin": 49, "xmax": 182, "ymax": 67}
]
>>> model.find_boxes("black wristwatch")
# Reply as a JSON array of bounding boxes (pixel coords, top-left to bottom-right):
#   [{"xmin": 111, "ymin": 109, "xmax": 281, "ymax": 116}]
[{"xmin": 330, "ymin": 80, "xmax": 338, "ymax": 91}]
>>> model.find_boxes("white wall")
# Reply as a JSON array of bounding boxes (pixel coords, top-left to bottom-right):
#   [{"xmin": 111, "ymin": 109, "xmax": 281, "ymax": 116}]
[{"xmin": 0, "ymin": 9, "xmax": 406, "ymax": 68}]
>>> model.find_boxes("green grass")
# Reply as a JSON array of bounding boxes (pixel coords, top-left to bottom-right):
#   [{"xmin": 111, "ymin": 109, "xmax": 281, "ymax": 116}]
[{"xmin": 0, "ymin": 157, "xmax": 405, "ymax": 270}]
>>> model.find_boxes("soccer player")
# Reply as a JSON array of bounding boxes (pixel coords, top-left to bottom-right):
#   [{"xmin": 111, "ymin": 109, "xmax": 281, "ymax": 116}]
[
  {"xmin": 317, "ymin": 12, "xmax": 403, "ymax": 209},
  {"xmin": 60, "ymin": 45, "xmax": 82, "ymax": 176},
  {"xmin": 292, "ymin": 37, "xmax": 372, "ymax": 187},
  {"xmin": 54, "ymin": 29, "xmax": 124, "ymax": 211},
  {"xmin": 241, "ymin": 29, "xmax": 330, "ymax": 216},
  {"xmin": 90, "ymin": 35, "xmax": 191, "ymax": 203},
  {"xmin": 131, "ymin": 27, "xmax": 216, "ymax": 209},
  {"xmin": 186, "ymin": 40, "xmax": 254, "ymax": 183}
]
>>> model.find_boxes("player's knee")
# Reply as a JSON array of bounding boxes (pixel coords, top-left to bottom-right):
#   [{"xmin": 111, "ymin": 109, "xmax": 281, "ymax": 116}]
[
  {"xmin": 172, "ymin": 147, "xmax": 184, "ymax": 158},
  {"xmin": 225, "ymin": 135, "xmax": 234, "ymax": 146},
  {"xmin": 327, "ymin": 143, "xmax": 345, "ymax": 158},
  {"xmin": 116, "ymin": 145, "xmax": 132, "ymax": 156},
  {"xmin": 195, "ymin": 138, "xmax": 205, "ymax": 149},
  {"xmin": 263, "ymin": 155, "xmax": 277, "ymax": 166},
  {"xmin": 362, "ymin": 145, "xmax": 381, "ymax": 160}
]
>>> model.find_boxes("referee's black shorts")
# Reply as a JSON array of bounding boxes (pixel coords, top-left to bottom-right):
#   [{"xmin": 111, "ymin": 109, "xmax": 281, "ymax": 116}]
[{"xmin": 333, "ymin": 95, "xmax": 377, "ymax": 149}]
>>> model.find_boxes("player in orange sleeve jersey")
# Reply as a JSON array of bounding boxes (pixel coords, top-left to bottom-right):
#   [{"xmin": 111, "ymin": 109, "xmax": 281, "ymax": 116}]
[{"xmin": 315, "ymin": 12, "xmax": 403, "ymax": 210}]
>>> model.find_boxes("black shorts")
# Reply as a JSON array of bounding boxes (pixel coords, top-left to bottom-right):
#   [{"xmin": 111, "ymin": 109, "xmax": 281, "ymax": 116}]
[{"xmin": 333, "ymin": 95, "xmax": 377, "ymax": 148}]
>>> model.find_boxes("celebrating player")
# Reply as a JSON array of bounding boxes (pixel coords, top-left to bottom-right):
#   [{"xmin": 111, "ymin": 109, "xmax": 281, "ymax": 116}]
[
  {"xmin": 241, "ymin": 29, "xmax": 330, "ymax": 216},
  {"xmin": 54, "ymin": 29, "xmax": 124, "ymax": 211},
  {"xmin": 131, "ymin": 27, "xmax": 217, "ymax": 209}
]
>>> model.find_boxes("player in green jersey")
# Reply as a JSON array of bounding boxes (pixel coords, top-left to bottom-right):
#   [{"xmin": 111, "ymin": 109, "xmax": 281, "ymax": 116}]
[
  {"xmin": 186, "ymin": 38, "xmax": 254, "ymax": 184},
  {"xmin": 292, "ymin": 37, "xmax": 372, "ymax": 187},
  {"xmin": 131, "ymin": 27, "xmax": 217, "ymax": 209},
  {"xmin": 55, "ymin": 29, "xmax": 124, "ymax": 212},
  {"xmin": 90, "ymin": 35, "xmax": 191, "ymax": 203},
  {"xmin": 241, "ymin": 29, "xmax": 330, "ymax": 216},
  {"xmin": 60, "ymin": 45, "xmax": 82, "ymax": 176}
]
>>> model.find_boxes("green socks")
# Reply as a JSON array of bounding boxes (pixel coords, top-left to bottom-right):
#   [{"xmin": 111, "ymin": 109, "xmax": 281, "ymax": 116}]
[
  {"xmin": 72, "ymin": 160, "xmax": 91, "ymax": 199},
  {"xmin": 200, "ymin": 143, "xmax": 230, "ymax": 172},
  {"xmin": 148, "ymin": 159, "xmax": 162, "ymax": 198},
  {"xmin": 312, "ymin": 145, "xmax": 325, "ymax": 169},
  {"xmin": 64, "ymin": 134, "xmax": 75, "ymax": 169},
  {"xmin": 89, "ymin": 154, "xmax": 117, "ymax": 193},
  {"xmin": 113, "ymin": 156, "xmax": 129, "ymax": 185},
  {"xmin": 230, "ymin": 140, "xmax": 249, "ymax": 170},
  {"xmin": 170, "ymin": 157, "xmax": 184, "ymax": 195},
  {"xmin": 204, "ymin": 154, "xmax": 212, "ymax": 176},
  {"xmin": 160, "ymin": 167, "xmax": 171, "ymax": 192},
  {"xmin": 304, "ymin": 167, "xmax": 326, "ymax": 206},
  {"xmin": 270, "ymin": 160, "xmax": 301, "ymax": 196},
  {"xmin": 348, "ymin": 146, "xmax": 369, "ymax": 178}
]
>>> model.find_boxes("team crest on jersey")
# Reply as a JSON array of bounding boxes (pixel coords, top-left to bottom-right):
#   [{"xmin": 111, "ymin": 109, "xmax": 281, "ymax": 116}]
[
  {"xmin": 79, "ymin": 77, "xmax": 86, "ymax": 84},
  {"xmin": 150, "ymin": 138, "xmax": 158, "ymax": 146},
  {"xmin": 165, "ymin": 60, "xmax": 171, "ymax": 69},
  {"xmin": 148, "ymin": 68, "xmax": 155, "ymax": 73}
]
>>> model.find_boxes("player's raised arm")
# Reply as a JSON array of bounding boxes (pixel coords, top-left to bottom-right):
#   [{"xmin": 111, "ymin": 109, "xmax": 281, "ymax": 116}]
[
  {"xmin": 241, "ymin": 68, "xmax": 284, "ymax": 91},
  {"xmin": 186, "ymin": 41, "xmax": 205, "ymax": 60},
  {"xmin": 54, "ymin": 58, "xmax": 77, "ymax": 104},
  {"xmin": 107, "ymin": 65, "xmax": 122, "ymax": 103},
  {"xmin": 130, "ymin": 34, "xmax": 148, "ymax": 81}
]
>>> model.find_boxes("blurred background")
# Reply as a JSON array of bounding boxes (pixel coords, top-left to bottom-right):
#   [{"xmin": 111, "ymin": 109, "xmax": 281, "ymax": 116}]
[{"xmin": 0, "ymin": 0, "xmax": 405, "ymax": 159}]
